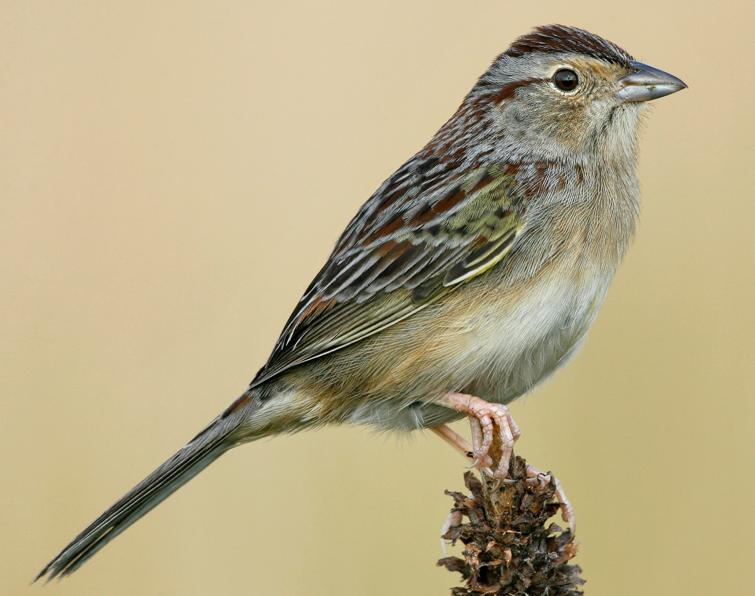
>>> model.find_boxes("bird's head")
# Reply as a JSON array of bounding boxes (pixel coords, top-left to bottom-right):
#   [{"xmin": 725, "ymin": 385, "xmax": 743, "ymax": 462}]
[{"xmin": 430, "ymin": 25, "xmax": 686, "ymax": 164}]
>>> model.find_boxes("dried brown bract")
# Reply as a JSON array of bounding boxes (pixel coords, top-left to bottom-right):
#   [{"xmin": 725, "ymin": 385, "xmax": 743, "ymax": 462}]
[{"xmin": 438, "ymin": 457, "xmax": 584, "ymax": 595}]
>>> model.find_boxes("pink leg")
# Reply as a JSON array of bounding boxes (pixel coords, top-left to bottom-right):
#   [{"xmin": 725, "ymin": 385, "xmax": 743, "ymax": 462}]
[
  {"xmin": 432, "ymin": 396, "xmax": 575, "ymax": 533},
  {"xmin": 431, "ymin": 424, "xmax": 473, "ymax": 459},
  {"xmin": 436, "ymin": 392, "xmax": 520, "ymax": 479},
  {"xmin": 526, "ymin": 464, "xmax": 576, "ymax": 532},
  {"xmin": 431, "ymin": 424, "xmax": 495, "ymax": 470}
]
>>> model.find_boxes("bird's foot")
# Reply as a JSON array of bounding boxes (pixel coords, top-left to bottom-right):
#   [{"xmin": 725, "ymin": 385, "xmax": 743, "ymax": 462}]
[
  {"xmin": 432, "ymin": 394, "xmax": 576, "ymax": 539},
  {"xmin": 526, "ymin": 464, "xmax": 576, "ymax": 532},
  {"xmin": 435, "ymin": 393, "xmax": 520, "ymax": 479},
  {"xmin": 430, "ymin": 423, "xmax": 492, "ymax": 469}
]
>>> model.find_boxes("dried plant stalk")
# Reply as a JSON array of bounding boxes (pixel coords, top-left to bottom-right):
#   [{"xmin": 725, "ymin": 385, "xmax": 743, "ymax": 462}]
[{"xmin": 438, "ymin": 455, "xmax": 584, "ymax": 595}]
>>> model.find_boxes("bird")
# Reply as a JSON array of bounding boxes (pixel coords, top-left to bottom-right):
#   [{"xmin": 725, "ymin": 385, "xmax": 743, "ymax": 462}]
[{"xmin": 37, "ymin": 24, "xmax": 686, "ymax": 581}]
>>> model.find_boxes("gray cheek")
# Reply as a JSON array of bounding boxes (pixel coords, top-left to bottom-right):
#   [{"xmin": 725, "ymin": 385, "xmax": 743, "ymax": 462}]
[
  {"xmin": 500, "ymin": 104, "xmax": 535, "ymax": 143},
  {"xmin": 509, "ymin": 105, "xmax": 525, "ymax": 124}
]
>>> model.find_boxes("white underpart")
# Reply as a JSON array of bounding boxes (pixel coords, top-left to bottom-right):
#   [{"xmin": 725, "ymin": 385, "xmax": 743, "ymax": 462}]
[{"xmin": 459, "ymin": 262, "xmax": 614, "ymax": 404}]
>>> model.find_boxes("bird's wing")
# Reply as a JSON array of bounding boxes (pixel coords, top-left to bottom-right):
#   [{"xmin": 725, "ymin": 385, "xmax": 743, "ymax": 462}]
[{"xmin": 251, "ymin": 156, "xmax": 526, "ymax": 386}]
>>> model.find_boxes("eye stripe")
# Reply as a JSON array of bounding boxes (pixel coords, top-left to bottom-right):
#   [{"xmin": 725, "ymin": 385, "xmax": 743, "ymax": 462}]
[{"xmin": 491, "ymin": 77, "xmax": 548, "ymax": 103}]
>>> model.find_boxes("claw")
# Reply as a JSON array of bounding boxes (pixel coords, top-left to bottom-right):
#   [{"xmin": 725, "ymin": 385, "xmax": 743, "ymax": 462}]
[
  {"xmin": 526, "ymin": 464, "xmax": 576, "ymax": 532},
  {"xmin": 439, "ymin": 509, "xmax": 464, "ymax": 555},
  {"xmin": 438, "ymin": 393, "xmax": 519, "ymax": 480},
  {"xmin": 431, "ymin": 393, "xmax": 576, "ymax": 536}
]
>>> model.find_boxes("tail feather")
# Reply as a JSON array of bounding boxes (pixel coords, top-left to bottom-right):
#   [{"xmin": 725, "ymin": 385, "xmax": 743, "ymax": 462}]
[{"xmin": 36, "ymin": 414, "xmax": 242, "ymax": 582}]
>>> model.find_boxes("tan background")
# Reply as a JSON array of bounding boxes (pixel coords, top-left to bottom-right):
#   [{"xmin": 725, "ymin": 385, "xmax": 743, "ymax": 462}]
[{"xmin": 1, "ymin": 1, "xmax": 753, "ymax": 595}]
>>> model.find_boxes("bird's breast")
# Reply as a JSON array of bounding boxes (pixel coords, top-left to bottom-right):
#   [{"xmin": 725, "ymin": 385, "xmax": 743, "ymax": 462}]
[{"xmin": 459, "ymin": 256, "xmax": 614, "ymax": 403}]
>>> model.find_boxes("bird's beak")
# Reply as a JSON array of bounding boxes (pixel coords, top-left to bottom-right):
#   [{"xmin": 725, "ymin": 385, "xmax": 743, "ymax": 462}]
[{"xmin": 617, "ymin": 60, "xmax": 687, "ymax": 102}]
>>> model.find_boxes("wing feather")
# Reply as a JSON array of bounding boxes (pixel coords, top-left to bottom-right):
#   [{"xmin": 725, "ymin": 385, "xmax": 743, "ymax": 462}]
[{"xmin": 251, "ymin": 158, "xmax": 526, "ymax": 386}]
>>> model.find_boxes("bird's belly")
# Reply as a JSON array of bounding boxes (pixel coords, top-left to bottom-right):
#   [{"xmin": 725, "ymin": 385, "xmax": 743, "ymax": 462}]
[
  {"xmin": 314, "ymin": 262, "xmax": 614, "ymax": 431},
  {"xmin": 461, "ymin": 267, "xmax": 613, "ymax": 404}
]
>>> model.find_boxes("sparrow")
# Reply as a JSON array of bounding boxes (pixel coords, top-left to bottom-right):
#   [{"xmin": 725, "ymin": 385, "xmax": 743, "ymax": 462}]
[{"xmin": 37, "ymin": 24, "xmax": 686, "ymax": 581}]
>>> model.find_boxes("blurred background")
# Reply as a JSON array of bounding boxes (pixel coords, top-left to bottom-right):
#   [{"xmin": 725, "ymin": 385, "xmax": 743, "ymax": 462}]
[{"xmin": 1, "ymin": 1, "xmax": 753, "ymax": 594}]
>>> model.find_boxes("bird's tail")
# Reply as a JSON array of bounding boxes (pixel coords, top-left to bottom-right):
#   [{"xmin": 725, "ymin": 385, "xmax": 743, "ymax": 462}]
[{"xmin": 35, "ymin": 405, "xmax": 248, "ymax": 582}]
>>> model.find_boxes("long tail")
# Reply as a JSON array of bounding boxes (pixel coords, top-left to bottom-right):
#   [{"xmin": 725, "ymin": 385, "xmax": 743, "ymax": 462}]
[{"xmin": 35, "ymin": 409, "xmax": 245, "ymax": 582}]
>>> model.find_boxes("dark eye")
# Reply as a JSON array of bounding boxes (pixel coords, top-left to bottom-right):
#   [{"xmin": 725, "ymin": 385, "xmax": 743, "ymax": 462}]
[{"xmin": 553, "ymin": 68, "xmax": 579, "ymax": 92}]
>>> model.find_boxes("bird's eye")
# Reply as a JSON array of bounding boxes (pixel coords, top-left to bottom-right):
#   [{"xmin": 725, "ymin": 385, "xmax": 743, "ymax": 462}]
[{"xmin": 553, "ymin": 68, "xmax": 579, "ymax": 92}]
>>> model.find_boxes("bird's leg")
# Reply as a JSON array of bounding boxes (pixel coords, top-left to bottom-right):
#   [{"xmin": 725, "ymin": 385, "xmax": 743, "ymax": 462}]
[
  {"xmin": 435, "ymin": 392, "xmax": 520, "ymax": 479},
  {"xmin": 432, "ymin": 396, "xmax": 576, "ymax": 542},
  {"xmin": 431, "ymin": 425, "xmax": 478, "ymax": 464},
  {"xmin": 526, "ymin": 464, "xmax": 576, "ymax": 532}
]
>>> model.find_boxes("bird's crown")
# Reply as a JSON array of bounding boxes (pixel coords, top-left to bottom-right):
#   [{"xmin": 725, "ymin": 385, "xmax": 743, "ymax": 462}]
[{"xmin": 505, "ymin": 24, "xmax": 633, "ymax": 67}]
